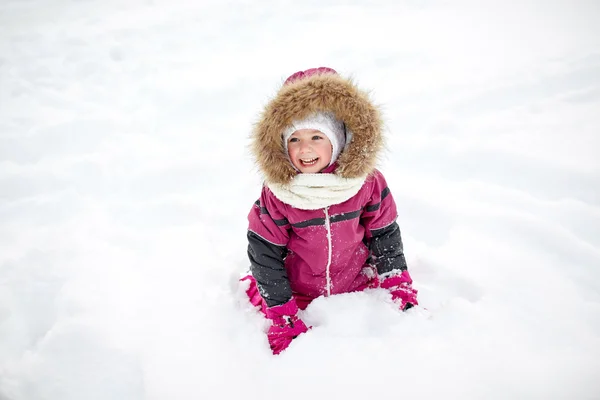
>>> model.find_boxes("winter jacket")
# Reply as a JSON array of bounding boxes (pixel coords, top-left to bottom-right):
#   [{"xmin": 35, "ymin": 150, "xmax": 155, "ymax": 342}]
[
  {"xmin": 248, "ymin": 169, "xmax": 407, "ymax": 307},
  {"xmin": 247, "ymin": 68, "xmax": 409, "ymax": 308}
]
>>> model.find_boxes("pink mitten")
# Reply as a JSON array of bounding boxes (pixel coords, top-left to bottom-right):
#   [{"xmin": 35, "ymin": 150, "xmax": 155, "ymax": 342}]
[
  {"xmin": 265, "ymin": 299, "xmax": 309, "ymax": 355},
  {"xmin": 380, "ymin": 270, "xmax": 419, "ymax": 311}
]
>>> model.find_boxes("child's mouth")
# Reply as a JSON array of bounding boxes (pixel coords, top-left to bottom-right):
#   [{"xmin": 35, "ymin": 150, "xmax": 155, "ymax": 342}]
[{"xmin": 300, "ymin": 157, "xmax": 318, "ymax": 166}]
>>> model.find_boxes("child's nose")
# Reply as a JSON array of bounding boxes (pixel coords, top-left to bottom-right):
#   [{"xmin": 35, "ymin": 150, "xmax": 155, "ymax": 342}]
[{"xmin": 299, "ymin": 141, "xmax": 312, "ymax": 152}]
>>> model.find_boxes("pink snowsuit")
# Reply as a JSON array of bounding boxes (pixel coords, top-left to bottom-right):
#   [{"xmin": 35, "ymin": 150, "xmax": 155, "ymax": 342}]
[{"xmin": 248, "ymin": 168, "xmax": 404, "ymax": 309}]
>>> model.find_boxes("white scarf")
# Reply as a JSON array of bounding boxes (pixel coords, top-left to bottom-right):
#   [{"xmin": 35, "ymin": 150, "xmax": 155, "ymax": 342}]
[{"xmin": 267, "ymin": 173, "xmax": 367, "ymax": 210}]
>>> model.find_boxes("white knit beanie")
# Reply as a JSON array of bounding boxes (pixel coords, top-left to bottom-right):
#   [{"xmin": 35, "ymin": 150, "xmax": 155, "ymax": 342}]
[{"xmin": 282, "ymin": 111, "xmax": 346, "ymax": 166}]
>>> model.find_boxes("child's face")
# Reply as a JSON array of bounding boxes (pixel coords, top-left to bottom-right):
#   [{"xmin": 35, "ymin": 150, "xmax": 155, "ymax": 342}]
[{"xmin": 287, "ymin": 129, "xmax": 332, "ymax": 173}]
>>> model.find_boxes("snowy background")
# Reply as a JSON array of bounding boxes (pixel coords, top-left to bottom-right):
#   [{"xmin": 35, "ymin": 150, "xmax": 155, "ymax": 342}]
[{"xmin": 1, "ymin": 0, "xmax": 600, "ymax": 399}]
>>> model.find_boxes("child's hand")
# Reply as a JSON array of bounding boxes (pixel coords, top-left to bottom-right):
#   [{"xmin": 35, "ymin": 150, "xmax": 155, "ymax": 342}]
[
  {"xmin": 267, "ymin": 315, "xmax": 309, "ymax": 355},
  {"xmin": 380, "ymin": 270, "xmax": 419, "ymax": 311},
  {"xmin": 265, "ymin": 299, "xmax": 309, "ymax": 355}
]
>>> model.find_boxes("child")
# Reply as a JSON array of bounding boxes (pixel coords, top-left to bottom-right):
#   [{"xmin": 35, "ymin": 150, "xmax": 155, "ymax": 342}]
[{"xmin": 242, "ymin": 67, "xmax": 418, "ymax": 355}]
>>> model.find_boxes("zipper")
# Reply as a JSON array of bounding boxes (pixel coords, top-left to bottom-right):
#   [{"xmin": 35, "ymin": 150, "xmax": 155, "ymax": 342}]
[{"xmin": 324, "ymin": 206, "xmax": 332, "ymax": 296}]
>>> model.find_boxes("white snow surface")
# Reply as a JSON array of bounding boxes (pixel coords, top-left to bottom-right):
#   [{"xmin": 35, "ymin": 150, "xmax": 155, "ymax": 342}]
[{"xmin": 1, "ymin": 0, "xmax": 600, "ymax": 399}]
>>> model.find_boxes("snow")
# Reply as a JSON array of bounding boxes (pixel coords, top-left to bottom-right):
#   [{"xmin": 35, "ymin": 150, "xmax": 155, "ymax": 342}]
[{"xmin": 1, "ymin": 0, "xmax": 600, "ymax": 398}]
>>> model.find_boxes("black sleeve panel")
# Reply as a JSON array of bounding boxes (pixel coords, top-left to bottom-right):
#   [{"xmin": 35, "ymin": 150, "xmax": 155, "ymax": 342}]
[
  {"xmin": 370, "ymin": 221, "xmax": 408, "ymax": 275},
  {"xmin": 247, "ymin": 230, "xmax": 292, "ymax": 307}
]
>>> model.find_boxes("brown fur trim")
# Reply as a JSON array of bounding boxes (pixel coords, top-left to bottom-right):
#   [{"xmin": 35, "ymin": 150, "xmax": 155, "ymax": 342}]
[{"xmin": 251, "ymin": 73, "xmax": 383, "ymax": 185}]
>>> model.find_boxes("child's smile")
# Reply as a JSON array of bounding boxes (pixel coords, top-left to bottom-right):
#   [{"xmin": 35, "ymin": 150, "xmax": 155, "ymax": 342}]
[
  {"xmin": 300, "ymin": 157, "xmax": 318, "ymax": 166},
  {"xmin": 287, "ymin": 129, "xmax": 333, "ymax": 173}
]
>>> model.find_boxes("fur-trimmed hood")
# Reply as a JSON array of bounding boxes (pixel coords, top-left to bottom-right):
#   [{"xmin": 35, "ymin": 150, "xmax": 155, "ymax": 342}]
[{"xmin": 251, "ymin": 70, "xmax": 384, "ymax": 185}]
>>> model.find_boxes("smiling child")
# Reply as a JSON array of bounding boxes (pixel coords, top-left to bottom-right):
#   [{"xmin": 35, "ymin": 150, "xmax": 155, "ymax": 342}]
[{"xmin": 242, "ymin": 67, "xmax": 418, "ymax": 355}]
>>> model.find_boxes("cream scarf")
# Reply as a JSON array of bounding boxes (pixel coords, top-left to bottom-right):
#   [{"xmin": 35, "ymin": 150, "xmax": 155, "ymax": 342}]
[{"xmin": 267, "ymin": 173, "xmax": 367, "ymax": 210}]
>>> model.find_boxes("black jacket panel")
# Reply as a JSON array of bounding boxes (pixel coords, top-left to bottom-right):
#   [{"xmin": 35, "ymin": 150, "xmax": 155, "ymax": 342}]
[
  {"xmin": 369, "ymin": 221, "xmax": 408, "ymax": 275},
  {"xmin": 247, "ymin": 230, "xmax": 292, "ymax": 307}
]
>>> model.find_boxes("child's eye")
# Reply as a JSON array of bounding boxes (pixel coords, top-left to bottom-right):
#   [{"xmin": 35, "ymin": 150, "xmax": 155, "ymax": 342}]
[
  {"xmin": 289, "ymin": 137, "xmax": 299, "ymax": 143},
  {"xmin": 312, "ymin": 135, "xmax": 322, "ymax": 140}
]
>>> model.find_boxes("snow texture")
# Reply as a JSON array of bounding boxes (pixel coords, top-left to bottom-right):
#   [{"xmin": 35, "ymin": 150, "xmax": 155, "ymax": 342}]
[{"xmin": 1, "ymin": 0, "xmax": 600, "ymax": 399}]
